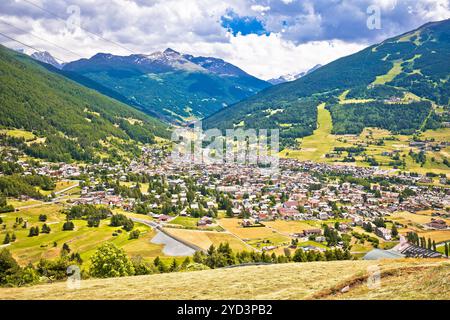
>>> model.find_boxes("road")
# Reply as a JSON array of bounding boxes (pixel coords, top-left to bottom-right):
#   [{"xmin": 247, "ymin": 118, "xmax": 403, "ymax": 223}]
[{"xmin": 14, "ymin": 181, "xmax": 80, "ymax": 210}]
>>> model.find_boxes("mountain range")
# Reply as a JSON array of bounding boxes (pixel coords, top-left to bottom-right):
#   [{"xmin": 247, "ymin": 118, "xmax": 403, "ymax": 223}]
[
  {"xmin": 61, "ymin": 48, "xmax": 271, "ymax": 123},
  {"xmin": 204, "ymin": 19, "xmax": 450, "ymax": 146},
  {"xmin": 5, "ymin": 19, "xmax": 450, "ymax": 156},
  {"xmin": 31, "ymin": 51, "xmax": 63, "ymax": 70},
  {"xmin": 268, "ymin": 64, "xmax": 322, "ymax": 85}
]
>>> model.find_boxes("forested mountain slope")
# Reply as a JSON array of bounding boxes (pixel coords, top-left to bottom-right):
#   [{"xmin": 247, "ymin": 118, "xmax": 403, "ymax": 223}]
[
  {"xmin": 63, "ymin": 49, "xmax": 271, "ymax": 123},
  {"xmin": 0, "ymin": 45, "xmax": 169, "ymax": 162},
  {"xmin": 204, "ymin": 19, "xmax": 450, "ymax": 145}
]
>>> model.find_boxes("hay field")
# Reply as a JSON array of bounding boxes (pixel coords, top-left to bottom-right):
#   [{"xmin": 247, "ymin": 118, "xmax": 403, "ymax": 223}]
[{"xmin": 1, "ymin": 259, "xmax": 448, "ymax": 300}]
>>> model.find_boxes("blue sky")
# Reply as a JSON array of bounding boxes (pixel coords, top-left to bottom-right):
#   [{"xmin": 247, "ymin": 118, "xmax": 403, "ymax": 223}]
[
  {"xmin": 0, "ymin": 0, "xmax": 448, "ymax": 79},
  {"xmin": 221, "ymin": 8, "xmax": 268, "ymax": 36}
]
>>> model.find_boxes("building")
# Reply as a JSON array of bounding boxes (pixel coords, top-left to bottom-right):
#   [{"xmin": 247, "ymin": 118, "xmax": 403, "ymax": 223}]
[
  {"xmin": 375, "ymin": 227, "xmax": 392, "ymax": 240},
  {"xmin": 426, "ymin": 219, "xmax": 448, "ymax": 230}
]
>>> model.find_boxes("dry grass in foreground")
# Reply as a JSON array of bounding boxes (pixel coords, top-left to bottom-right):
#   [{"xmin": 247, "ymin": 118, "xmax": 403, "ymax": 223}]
[{"xmin": 0, "ymin": 259, "xmax": 448, "ymax": 300}]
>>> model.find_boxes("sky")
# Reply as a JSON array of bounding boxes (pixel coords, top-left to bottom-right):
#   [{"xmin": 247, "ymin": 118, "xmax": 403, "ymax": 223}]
[{"xmin": 0, "ymin": 0, "xmax": 449, "ymax": 80}]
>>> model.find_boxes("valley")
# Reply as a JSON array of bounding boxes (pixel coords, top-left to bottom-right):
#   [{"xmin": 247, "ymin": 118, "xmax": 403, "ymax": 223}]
[
  {"xmin": 280, "ymin": 103, "xmax": 450, "ymax": 176},
  {"xmin": 0, "ymin": 15, "xmax": 449, "ymax": 301}
]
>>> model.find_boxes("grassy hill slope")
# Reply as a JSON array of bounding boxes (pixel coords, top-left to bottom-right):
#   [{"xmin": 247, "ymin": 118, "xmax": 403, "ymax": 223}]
[
  {"xmin": 1, "ymin": 259, "xmax": 448, "ymax": 300},
  {"xmin": 0, "ymin": 45, "xmax": 169, "ymax": 162}
]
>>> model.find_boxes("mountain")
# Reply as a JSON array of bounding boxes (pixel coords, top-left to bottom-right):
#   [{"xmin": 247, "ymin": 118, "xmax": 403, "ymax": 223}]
[
  {"xmin": 30, "ymin": 51, "xmax": 62, "ymax": 69},
  {"xmin": 63, "ymin": 49, "xmax": 271, "ymax": 123},
  {"xmin": 204, "ymin": 19, "xmax": 450, "ymax": 146},
  {"xmin": 268, "ymin": 64, "xmax": 322, "ymax": 85},
  {"xmin": 0, "ymin": 44, "xmax": 168, "ymax": 163}
]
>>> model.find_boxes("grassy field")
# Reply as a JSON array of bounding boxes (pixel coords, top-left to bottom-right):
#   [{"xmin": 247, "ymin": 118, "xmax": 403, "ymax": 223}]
[
  {"xmin": 0, "ymin": 129, "xmax": 36, "ymax": 141},
  {"xmin": 39, "ymin": 180, "xmax": 79, "ymax": 196},
  {"xmin": 118, "ymin": 181, "xmax": 149, "ymax": 194},
  {"xmin": 417, "ymin": 230, "xmax": 450, "ymax": 244},
  {"xmin": 264, "ymin": 220, "xmax": 320, "ymax": 234},
  {"xmin": 7, "ymin": 198, "xmax": 43, "ymax": 208},
  {"xmin": 280, "ymin": 104, "xmax": 450, "ymax": 176},
  {"xmin": 372, "ymin": 60, "xmax": 403, "ymax": 85},
  {"xmin": 279, "ymin": 103, "xmax": 344, "ymax": 162},
  {"xmin": 168, "ymin": 216, "xmax": 200, "ymax": 228},
  {"xmin": 1, "ymin": 259, "xmax": 447, "ymax": 300},
  {"xmin": 391, "ymin": 211, "xmax": 450, "ymax": 225},
  {"xmin": 218, "ymin": 218, "xmax": 290, "ymax": 243},
  {"xmin": 0, "ymin": 204, "xmax": 167, "ymax": 265},
  {"xmin": 163, "ymin": 228, "xmax": 250, "ymax": 252},
  {"xmin": 327, "ymin": 262, "xmax": 450, "ymax": 300}
]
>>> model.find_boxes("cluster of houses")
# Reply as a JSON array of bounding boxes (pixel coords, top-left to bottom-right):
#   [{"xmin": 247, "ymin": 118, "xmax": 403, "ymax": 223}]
[{"xmin": 7, "ymin": 143, "xmax": 449, "ymax": 254}]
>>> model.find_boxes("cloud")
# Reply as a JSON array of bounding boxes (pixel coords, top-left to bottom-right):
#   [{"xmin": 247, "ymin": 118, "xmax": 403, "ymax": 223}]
[{"xmin": 0, "ymin": 0, "xmax": 448, "ymax": 79}]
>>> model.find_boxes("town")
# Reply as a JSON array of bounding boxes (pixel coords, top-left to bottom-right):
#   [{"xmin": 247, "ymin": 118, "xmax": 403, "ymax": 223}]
[{"xmin": 2, "ymin": 140, "xmax": 449, "ymax": 270}]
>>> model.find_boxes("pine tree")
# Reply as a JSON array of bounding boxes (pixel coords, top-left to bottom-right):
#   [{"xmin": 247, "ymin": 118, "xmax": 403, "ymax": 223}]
[
  {"xmin": 41, "ymin": 224, "xmax": 51, "ymax": 234},
  {"xmin": 391, "ymin": 223, "xmax": 398, "ymax": 237},
  {"xmin": 3, "ymin": 233, "xmax": 10, "ymax": 244},
  {"xmin": 11, "ymin": 233, "xmax": 16, "ymax": 242},
  {"xmin": 181, "ymin": 256, "xmax": 191, "ymax": 269},
  {"xmin": 432, "ymin": 240, "xmax": 437, "ymax": 252},
  {"xmin": 445, "ymin": 242, "xmax": 449, "ymax": 257},
  {"xmin": 169, "ymin": 258, "xmax": 179, "ymax": 272},
  {"xmin": 427, "ymin": 238, "xmax": 432, "ymax": 250},
  {"xmin": 61, "ymin": 243, "xmax": 71, "ymax": 256},
  {"xmin": 28, "ymin": 226, "xmax": 39, "ymax": 237}
]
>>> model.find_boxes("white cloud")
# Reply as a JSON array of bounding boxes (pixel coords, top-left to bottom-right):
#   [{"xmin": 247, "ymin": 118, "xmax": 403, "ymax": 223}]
[
  {"xmin": 172, "ymin": 33, "xmax": 365, "ymax": 80},
  {"xmin": 0, "ymin": 0, "xmax": 448, "ymax": 79},
  {"xmin": 250, "ymin": 5, "xmax": 271, "ymax": 14}
]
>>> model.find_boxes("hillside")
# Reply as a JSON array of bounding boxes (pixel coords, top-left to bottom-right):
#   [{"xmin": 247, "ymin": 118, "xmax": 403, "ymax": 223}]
[
  {"xmin": 203, "ymin": 19, "xmax": 450, "ymax": 145},
  {"xmin": 0, "ymin": 45, "xmax": 169, "ymax": 162},
  {"xmin": 63, "ymin": 49, "xmax": 271, "ymax": 123},
  {"xmin": 0, "ymin": 259, "xmax": 448, "ymax": 300}
]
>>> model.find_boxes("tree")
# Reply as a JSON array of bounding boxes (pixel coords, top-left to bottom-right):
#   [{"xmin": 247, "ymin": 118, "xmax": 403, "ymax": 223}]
[
  {"xmin": 0, "ymin": 249, "xmax": 20, "ymax": 285},
  {"xmin": 39, "ymin": 214, "xmax": 47, "ymax": 222},
  {"xmin": 293, "ymin": 248, "xmax": 307, "ymax": 262},
  {"xmin": 432, "ymin": 240, "xmax": 437, "ymax": 252},
  {"xmin": 445, "ymin": 242, "xmax": 449, "ymax": 257},
  {"xmin": 193, "ymin": 251, "xmax": 205, "ymax": 264},
  {"xmin": 110, "ymin": 214, "xmax": 134, "ymax": 231},
  {"xmin": 181, "ymin": 257, "xmax": 191, "ymax": 269},
  {"xmin": 41, "ymin": 224, "xmax": 51, "ymax": 234},
  {"xmin": 89, "ymin": 243, "xmax": 135, "ymax": 278},
  {"xmin": 391, "ymin": 223, "xmax": 398, "ymax": 237},
  {"xmin": 169, "ymin": 259, "xmax": 179, "ymax": 272},
  {"xmin": 87, "ymin": 217, "xmax": 100, "ymax": 228},
  {"xmin": 427, "ymin": 238, "xmax": 432, "ymax": 250},
  {"xmin": 129, "ymin": 230, "xmax": 140, "ymax": 240},
  {"xmin": 28, "ymin": 226, "xmax": 39, "ymax": 237},
  {"xmin": 131, "ymin": 256, "xmax": 152, "ymax": 275},
  {"xmin": 61, "ymin": 243, "xmax": 71, "ymax": 256},
  {"xmin": 3, "ymin": 233, "xmax": 10, "ymax": 244},
  {"xmin": 153, "ymin": 256, "xmax": 167, "ymax": 273},
  {"xmin": 225, "ymin": 206, "xmax": 233, "ymax": 218},
  {"xmin": 62, "ymin": 221, "xmax": 75, "ymax": 231}
]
